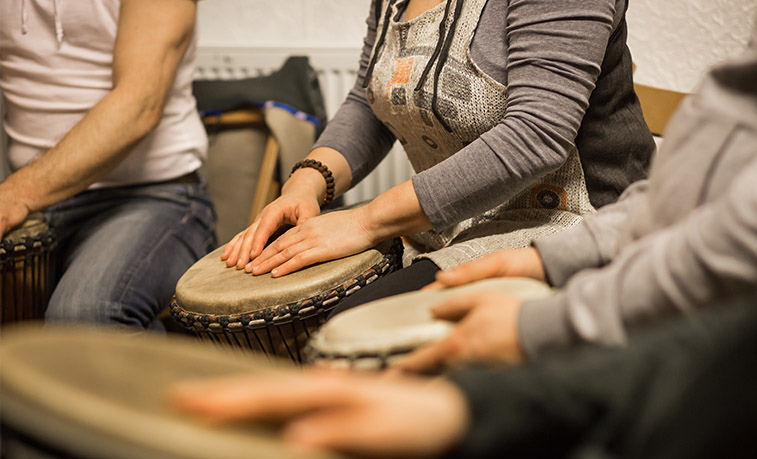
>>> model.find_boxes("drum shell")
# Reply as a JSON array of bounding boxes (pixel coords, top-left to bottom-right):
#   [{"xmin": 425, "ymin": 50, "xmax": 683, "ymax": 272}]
[{"xmin": 1, "ymin": 220, "xmax": 56, "ymax": 324}]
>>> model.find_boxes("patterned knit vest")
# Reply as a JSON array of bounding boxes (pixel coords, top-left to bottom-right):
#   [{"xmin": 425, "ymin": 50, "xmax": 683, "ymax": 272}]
[{"xmin": 366, "ymin": 0, "xmax": 595, "ymax": 269}]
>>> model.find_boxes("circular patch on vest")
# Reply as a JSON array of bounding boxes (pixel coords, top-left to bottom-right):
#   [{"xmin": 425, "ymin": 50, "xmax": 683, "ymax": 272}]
[
  {"xmin": 422, "ymin": 135, "xmax": 439, "ymax": 149},
  {"xmin": 530, "ymin": 185, "xmax": 567, "ymax": 210},
  {"xmin": 385, "ymin": 122, "xmax": 408, "ymax": 145}
]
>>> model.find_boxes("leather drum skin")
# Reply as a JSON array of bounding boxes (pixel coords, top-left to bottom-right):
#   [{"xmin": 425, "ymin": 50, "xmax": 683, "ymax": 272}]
[{"xmin": 306, "ymin": 277, "xmax": 554, "ymax": 370}]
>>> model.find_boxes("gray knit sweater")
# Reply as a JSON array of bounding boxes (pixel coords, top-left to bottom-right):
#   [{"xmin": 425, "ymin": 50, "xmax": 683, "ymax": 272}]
[
  {"xmin": 522, "ymin": 31, "xmax": 757, "ymax": 356},
  {"xmin": 313, "ymin": 0, "xmax": 654, "ymax": 230}
]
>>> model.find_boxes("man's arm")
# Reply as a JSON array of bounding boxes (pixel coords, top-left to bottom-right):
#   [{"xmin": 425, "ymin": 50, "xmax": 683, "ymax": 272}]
[{"xmin": 0, "ymin": 0, "xmax": 198, "ymax": 235}]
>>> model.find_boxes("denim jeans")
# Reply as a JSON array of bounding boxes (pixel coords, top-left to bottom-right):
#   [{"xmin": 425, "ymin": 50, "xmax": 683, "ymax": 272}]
[{"xmin": 43, "ymin": 179, "xmax": 217, "ymax": 328}]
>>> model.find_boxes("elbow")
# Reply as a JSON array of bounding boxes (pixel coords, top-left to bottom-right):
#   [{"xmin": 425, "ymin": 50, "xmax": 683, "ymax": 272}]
[{"xmin": 134, "ymin": 102, "xmax": 165, "ymax": 137}]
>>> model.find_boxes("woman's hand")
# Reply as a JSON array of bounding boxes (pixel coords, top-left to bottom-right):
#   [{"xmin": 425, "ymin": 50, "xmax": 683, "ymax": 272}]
[
  {"xmin": 221, "ymin": 189, "xmax": 322, "ymax": 270},
  {"xmin": 247, "ymin": 206, "xmax": 378, "ymax": 277},
  {"xmin": 171, "ymin": 369, "xmax": 469, "ymax": 458},
  {"xmin": 425, "ymin": 247, "xmax": 547, "ymax": 290},
  {"xmin": 392, "ymin": 292, "xmax": 525, "ymax": 374}
]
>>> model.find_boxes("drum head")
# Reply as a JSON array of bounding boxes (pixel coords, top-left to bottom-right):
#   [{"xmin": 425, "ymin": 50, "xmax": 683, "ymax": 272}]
[
  {"xmin": 176, "ymin": 240, "xmax": 395, "ymax": 315},
  {"xmin": 0, "ymin": 326, "xmax": 342, "ymax": 459},
  {"xmin": 1, "ymin": 219, "xmax": 49, "ymax": 248},
  {"xmin": 308, "ymin": 278, "xmax": 554, "ymax": 364}
]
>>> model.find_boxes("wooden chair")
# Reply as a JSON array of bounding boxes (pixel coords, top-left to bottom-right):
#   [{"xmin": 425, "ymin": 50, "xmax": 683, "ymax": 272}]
[
  {"xmin": 632, "ymin": 63, "xmax": 689, "ymax": 137},
  {"xmin": 202, "ymin": 108, "xmax": 281, "ymax": 227},
  {"xmin": 634, "ymin": 83, "xmax": 689, "ymax": 136}
]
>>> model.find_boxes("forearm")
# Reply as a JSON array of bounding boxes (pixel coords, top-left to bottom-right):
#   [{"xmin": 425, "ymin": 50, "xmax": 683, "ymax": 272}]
[
  {"xmin": 359, "ymin": 180, "xmax": 432, "ymax": 244},
  {"xmin": 3, "ymin": 87, "xmax": 161, "ymax": 212},
  {"xmin": 520, "ymin": 161, "xmax": 757, "ymax": 356}
]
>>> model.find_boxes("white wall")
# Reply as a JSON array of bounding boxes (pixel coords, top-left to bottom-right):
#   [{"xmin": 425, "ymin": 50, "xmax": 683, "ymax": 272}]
[
  {"xmin": 627, "ymin": 0, "xmax": 756, "ymax": 92},
  {"xmin": 197, "ymin": 0, "xmax": 371, "ymax": 48},
  {"xmin": 197, "ymin": 0, "xmax": 757, "ymax": 91}
]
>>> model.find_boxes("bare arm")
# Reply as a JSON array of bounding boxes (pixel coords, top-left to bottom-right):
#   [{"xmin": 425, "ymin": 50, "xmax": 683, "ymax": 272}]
[{"xmin": 0, "ymin": 0, "xmax": 198, "ymax": 235}]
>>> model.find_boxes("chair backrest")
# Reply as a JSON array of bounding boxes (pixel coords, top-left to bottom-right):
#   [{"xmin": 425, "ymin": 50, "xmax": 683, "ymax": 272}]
[
  {"xmin": 634, "ymin": 82, "xmax": 689, "ymax": 136},
  {"xmin": 201, "ymin": 108, "xmax": 281, "ymax": 244}
]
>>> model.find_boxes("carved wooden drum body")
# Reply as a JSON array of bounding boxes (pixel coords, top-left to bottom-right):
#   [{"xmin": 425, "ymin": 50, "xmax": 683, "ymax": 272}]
[
  {"xmin": 171, "ymin": 239, "xmax": 403, "ymax": 362},
  {"xmin": 1, "ymin": 218, "xmax": 56, "ymax": 324}
]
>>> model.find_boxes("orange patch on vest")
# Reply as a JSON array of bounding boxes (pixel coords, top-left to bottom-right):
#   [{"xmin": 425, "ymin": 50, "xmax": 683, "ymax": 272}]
[{"xmin": 386, "ymin": 57, "xmax": 415, "ymax": 99}]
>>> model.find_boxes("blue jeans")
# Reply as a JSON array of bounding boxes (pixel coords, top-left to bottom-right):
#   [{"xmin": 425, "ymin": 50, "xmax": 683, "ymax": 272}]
[{"xmin": 43, "ymin": 179, "xmax": 217, "ymax": 328}]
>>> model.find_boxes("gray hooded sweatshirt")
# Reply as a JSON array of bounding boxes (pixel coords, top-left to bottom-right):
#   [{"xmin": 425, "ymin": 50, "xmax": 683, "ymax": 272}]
[{"xmin": 521, "ymin": 23, "xmax": 757, "ymax": 357}]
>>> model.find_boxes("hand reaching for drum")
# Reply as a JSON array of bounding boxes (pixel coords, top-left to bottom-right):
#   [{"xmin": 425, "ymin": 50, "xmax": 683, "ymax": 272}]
[
  {"xmin": 425, "ymin": 247, "xmax": 547, "ymax": 290},
  {"xmin": 171, "ymin": 369, "xmax": 469, "ymax": 458},
  {"xmin": 247, "ymin": 207, "xmax": 377, "ymax": 277},
  {"xmin": 0, "ymin": 187, "xmax": 31, "ymax": 237},
  {"xmin": 393, "ymin": 292, "xmax": 525, "ymax": 374}
]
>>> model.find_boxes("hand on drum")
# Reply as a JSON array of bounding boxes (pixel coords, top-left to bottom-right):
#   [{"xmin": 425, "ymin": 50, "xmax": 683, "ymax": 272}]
[
  {"xmin": 0, "ymin": 188, "xmax": 31, "ymax": 237},
  {"xmin": 222, "ymin": 191, "xmax": 321, "ymax": 271},
  {"xmin": 425, "ymin": 247, "xmax": 547, "ymax": 290},
  {"xmin": 393, "ymin": 292, "xmax": 525, "ymax": 374},
  {"xmin": 171, "ymin": 369, "xmax": 469, "ymax": 457}
]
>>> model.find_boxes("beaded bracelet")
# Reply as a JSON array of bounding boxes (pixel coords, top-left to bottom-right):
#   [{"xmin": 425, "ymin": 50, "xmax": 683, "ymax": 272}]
[{"xmin": 289, "ymin": 159, "xmax": 336, "ymax": 207}]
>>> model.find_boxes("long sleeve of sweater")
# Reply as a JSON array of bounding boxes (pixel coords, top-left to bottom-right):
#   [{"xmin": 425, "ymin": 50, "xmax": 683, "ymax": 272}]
[
  {"xmin": 310, "ymin": 0, "xmax": 396, "ymax": 187},
  {"xmin": 314, "ymin": 0, "xmax": 623, "ymax": 229},
  {"xmin": 520, "ymin": 150, "xmax": 757, "ymax": 357},
  {"xmin": 533, "ymin": 179, "xmax": 648, "ymax": 287}
]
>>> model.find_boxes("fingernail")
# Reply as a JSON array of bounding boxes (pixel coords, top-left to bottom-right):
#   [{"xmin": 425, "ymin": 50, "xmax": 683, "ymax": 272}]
[{"xmin": 271, "ymin": 269, "xmax": 278, "ymax": 276}]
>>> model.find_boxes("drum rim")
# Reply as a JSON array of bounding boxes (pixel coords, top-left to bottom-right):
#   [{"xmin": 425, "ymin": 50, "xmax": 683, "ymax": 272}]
[
  {"xmin": 169, "ymin": 238, "xmax": 403, "ymax": 333},
  {"xmin": 0, "ymin": 224, "xmax": 56, "ymax": 256}
]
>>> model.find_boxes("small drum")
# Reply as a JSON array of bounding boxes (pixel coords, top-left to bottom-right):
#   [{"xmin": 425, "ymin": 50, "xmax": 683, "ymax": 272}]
[
  {"xmin": 1, "ymin": 218, "xmax": 56, "ymax": 324},
  {"xmin": 171, "ymin": 238, "xmax": 403, "ymax": 363},
  {"xmin": 0, "ymin": 326, "xmax": 341, "ymax": 459},
  {"xmin": 306, "ymin": 277, "xmax": 554, "ymax": 370}
]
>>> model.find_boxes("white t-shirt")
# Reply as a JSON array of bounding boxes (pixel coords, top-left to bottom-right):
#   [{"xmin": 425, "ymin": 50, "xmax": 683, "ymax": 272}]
[{"xmin": 0, "ymin": 0, "xmax": 207, "ymax": 188}]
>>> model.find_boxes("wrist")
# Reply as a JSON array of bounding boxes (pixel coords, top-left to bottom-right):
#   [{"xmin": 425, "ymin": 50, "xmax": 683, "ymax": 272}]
[
  {"xmin": 282, "ymin": 167, "xmax": 328, "ymax": 205},
  {"xmin": 289, "ymin": 159, "xmax": 335, "ymax": 207}
]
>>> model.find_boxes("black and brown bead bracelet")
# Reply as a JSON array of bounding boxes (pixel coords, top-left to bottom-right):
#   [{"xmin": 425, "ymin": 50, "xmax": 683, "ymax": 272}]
[{"xmin": 289, "ymin": 159, "xmax": 336, "ymax": 207}]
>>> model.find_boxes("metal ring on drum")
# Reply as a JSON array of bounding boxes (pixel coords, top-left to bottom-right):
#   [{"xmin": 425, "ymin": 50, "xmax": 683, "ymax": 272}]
[
  {"xmin": 1, "ymin": 218, "xmax": 57, "ymax": 325},
  {"xmin": 170, "ymin": 238, "xmax": 403, "ymax": 363},
  {"xmin": 305, "ymin": 277, "xmax": 555, "ymax": 370}
]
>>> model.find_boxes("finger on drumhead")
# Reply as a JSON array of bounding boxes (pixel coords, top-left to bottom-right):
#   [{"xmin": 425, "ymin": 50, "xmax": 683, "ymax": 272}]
[
  {"xmin": 221, "ymin": 233, "xmax": 240, "ymax": 261},
  {"xmin": 435, "ymin": 262, "xmax": 495, "ymax": 286},
  {"xmin": 271, "ymin": 248, "xmax": 322, "ymax": 277},
  {"xmin": 223, "ymin": 232, "xmax": 244, "ymax": 266},
  {"xmin": 392, "ymin": 341, "xmax": 449, "ymax": 375},
  {"xmin": 421, "ymin": 281, "xmax": 445, "ymax": 291},
  {"xmin": 431, "ymin": 295, "xmax": 477, "ymax": 321},
  {"xmin": 250, "ymin": 214, "xmax": 284, "ymax": 261}
]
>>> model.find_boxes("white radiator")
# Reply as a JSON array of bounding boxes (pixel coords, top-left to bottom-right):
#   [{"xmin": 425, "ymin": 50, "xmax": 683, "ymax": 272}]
[{"xmin": 195, "ymin": 46, "xmax": 413, "ymax": 206}]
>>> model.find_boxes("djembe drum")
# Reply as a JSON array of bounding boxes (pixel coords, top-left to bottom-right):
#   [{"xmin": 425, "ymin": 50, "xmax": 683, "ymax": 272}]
[
  {"xmin": 1, "ymin": 218, "xmax": 56, "ymax": 324},
  {"xmin": 306, "ymin": 278, "xmax": 554, "ymax": 370},
  {"xmin": 171, "ymin": 238, "xmax": 403, "ymax": 363},
  {"xmin": 0, "ymin": 325, "xmax": 342, "ymax": 459}
]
